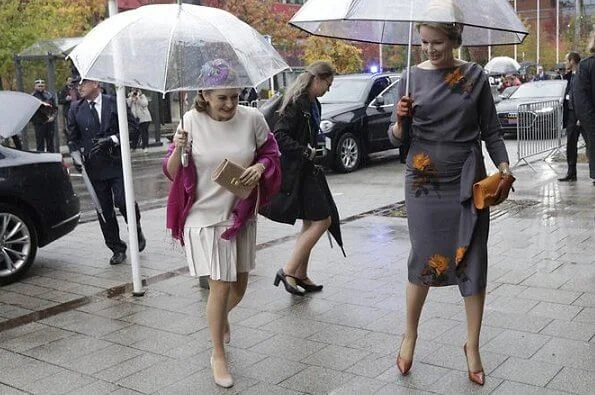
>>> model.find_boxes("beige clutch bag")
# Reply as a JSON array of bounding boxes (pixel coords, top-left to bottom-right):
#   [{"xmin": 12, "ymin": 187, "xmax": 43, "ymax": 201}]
[{"xmin": 211, "ymin": 159, "xmax": 254, "ymax": 199}]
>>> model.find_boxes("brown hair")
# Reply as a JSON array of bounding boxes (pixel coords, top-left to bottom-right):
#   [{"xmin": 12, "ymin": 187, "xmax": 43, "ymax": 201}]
[
  {"xmin": 194, "ymin": 91, "xmax": 208, "ymax": 112},
  {"xmin": 416, "ymin": 22, "xmax": 464, "ymax": 49}
]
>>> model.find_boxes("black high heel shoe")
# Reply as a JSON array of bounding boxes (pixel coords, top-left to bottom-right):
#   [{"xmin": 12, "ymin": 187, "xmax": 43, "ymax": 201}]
[
  {"xmin": 294, "ymin": 277, "xmax": 323, "ymax": 293},
  {"xmin": 274, "ymin": 269, "xmax": 305, "ymax": 296}
]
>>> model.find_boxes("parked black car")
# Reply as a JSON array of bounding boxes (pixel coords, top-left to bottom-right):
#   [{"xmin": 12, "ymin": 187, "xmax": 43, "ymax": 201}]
[
  {"xmin": 496, "ymin": 80, "xmax": 567, "ymax": 136},
  {"xmin": 0, "ymin": 146, "xmax": 80, "ymax": 284},
  {"xmin": 319, "ymin": 72, "xmax": 401, "ymax": 172}
]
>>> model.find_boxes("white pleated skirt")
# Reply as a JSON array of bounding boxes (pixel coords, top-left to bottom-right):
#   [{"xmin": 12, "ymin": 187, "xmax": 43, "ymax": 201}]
[{"xmin": 183, "ymin": 218, "xmax": 256, "ymax": 282}]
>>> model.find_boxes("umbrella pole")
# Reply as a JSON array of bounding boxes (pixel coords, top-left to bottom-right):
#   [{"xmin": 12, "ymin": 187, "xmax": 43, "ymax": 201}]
[
  {"xmin": 116, "ymin": 87, "xmax": 145, "ymax": 296},
  {"xmin": 109, "ymin": 0, "xmax": 143, "ymax": 296},
  {"xmin": 179, "ymin": 91, "xmax": 188, "ymax": 166},
  {"xmin": 405, "ymin": 21, "xmax": 413, "ymax": 96}
]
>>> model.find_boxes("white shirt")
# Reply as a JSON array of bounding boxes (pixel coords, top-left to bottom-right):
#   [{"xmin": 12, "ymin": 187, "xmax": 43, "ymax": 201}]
[{"xmin": 183, "ymin": 106, "xmax": 269, "ymax": 228}]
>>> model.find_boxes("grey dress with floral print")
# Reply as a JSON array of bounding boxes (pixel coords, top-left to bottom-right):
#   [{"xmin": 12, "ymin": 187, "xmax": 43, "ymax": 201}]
[{"xmin": 389, "ymin": 63, "xmax": 509, "ymax": 296}]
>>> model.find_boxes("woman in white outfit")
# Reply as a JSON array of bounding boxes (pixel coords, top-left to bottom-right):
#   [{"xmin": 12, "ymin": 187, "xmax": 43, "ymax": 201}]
[{"xmin": 165, "ymin": 60, "xmax": 279, "ymax": 388}]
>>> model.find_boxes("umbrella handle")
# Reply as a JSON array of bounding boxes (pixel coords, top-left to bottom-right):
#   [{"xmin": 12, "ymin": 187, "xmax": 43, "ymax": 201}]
[{"xmin": 179, "ymin": 91, "xmax": 189, "ymax": 167}]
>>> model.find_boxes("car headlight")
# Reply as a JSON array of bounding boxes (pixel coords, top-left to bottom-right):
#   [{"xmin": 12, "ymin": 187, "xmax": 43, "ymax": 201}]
[
  {"xmin": 320, "ymin": 120, "xmax": 335, "ymax": 133},
  {"xmin": 535, "ymin": 107, "xmax": 554, "ymax": 114}
]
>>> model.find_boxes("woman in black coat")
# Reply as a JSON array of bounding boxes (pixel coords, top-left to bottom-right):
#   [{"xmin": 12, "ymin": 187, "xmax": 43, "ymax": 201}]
[{"xmin": 265, "ymin": 61, "xmax": 336, "ymax": 295}]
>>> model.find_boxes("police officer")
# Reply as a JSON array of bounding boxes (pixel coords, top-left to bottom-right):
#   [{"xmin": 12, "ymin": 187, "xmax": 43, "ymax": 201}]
[
  {"xmin": 31, "ymin": 79, "xmax": 57, "ymax": 152},
  {"xmin": 66, "ymin": 79, "xmax": 146, "ymax": 265}
]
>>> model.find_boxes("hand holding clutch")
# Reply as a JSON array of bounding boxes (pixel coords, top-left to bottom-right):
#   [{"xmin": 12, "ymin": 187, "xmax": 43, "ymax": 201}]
[
  {"xmin": 486, "ymin": 174, "xmax": 515, "ymax": 205},
  {"xmin": 211, "ymin": 159, "xmax": 257, "ymax": 199}
]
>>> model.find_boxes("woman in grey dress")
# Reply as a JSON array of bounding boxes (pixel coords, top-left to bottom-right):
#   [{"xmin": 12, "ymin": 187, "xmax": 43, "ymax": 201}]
[{"xmin": 388, "ymin": 23, "xmax": 515, "ymax": 385}]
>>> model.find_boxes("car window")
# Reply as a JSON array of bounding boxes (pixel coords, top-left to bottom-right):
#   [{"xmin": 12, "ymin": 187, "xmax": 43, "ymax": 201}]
[
  {"xmin": 367, "ymin": 77, "xmax": 391, "ymax": 102},
  {"xmin": 377, "ymin": 81, "xmax": 399, "ymax": 106},
  {"xmin": 319, "ymin": 79, "xmax": 369, "ymax": 103}
]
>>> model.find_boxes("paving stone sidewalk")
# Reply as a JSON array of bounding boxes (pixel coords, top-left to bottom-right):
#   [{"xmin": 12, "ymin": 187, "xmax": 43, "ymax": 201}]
[{"xmin": 0, "ymin": 160, "xmax": 593, "ymax": 394}]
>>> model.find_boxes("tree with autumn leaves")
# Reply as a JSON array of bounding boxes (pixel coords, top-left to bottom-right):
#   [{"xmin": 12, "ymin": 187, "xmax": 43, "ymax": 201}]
[
  {"xmin": 0, "ymin": 0, "xmax": 105, "ymax": 90},
  {"xmin": 209, "ymin": 0, "xmax": 365, "ymax": 73}
]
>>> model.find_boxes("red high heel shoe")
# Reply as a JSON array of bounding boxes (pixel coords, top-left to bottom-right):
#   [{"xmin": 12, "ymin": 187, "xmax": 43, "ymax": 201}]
[
  {"xmin": 463, "ymin": 343, "xmax": 485, "ymax": 386},
  {"xmin": 396, "ymin": 337, "xmax": 413, "ymax": 376}
]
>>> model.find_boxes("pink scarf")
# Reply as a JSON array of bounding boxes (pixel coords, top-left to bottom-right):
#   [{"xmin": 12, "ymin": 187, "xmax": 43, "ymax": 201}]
[{"xmin": 162, "ymin": 132, "xmax": 281, "ymax": 245}]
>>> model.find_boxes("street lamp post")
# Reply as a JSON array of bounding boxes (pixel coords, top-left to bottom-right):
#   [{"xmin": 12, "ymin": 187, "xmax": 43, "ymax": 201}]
[
  {"xmin": 556, "ymin": 0, "xmax": 560, "ymax": 63},
  {"xmin": 537, "ymin": 0, "xmax": 540, "ymax": 65},
  {"xmin": 514, "ymin": 0, "xmax": 518, "ymax": 61}
]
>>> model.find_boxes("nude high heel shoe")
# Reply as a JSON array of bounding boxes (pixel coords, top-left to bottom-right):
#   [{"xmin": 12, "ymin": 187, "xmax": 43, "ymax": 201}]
[
  {"xmin": 210, "ymin": 355, "xmax": 234, "ymax": 388},
  {"xmin": 396, "ymin": 337, "xmax": 413, "ymax": 375},
  {"xmin": 463, "ymin": 343, "xmax": 485, "ymax": 386}
]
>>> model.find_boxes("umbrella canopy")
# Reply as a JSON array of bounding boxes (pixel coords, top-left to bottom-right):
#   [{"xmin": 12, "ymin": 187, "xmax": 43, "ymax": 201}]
[
  {"xmin": 484, "ymin": 56, "xmax": 521, "ymax": 75},
  {"xmin": 289, "ymin": 0, "xmax": 528, "ymax": 46},
  {"xmin": 0, "ymin": 91, "xmax": 42, "ymax": 138},
  {"xmin": 68, "ymin": 3, "xmax": 289, "ymax": 92}
]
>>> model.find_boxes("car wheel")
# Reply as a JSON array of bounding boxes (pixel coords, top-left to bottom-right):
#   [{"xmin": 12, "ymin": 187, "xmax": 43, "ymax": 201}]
[
  {"xmin": 0, "ymin": 204, "xmax": 38, "ymax": 285},
  {"xmin": 334, "ymin": 132, "xmax": 361, "ymax": 172}
]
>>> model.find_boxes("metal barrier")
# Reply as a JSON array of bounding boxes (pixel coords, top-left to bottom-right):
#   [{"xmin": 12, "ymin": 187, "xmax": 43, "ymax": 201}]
[{"xmin": 514, "ymin": 99, "xmax": 563, "ymax": 170}]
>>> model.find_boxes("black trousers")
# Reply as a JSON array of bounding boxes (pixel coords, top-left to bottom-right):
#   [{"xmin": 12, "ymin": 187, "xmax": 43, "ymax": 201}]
[
  {"xmin": 565, "ymin": 110, "xmax": 590, "ymax": 171},
  {"xmin": 131, "ymin": 122, "xmax": 150, "ymax": 150},
  {"xmin": 34, "ymin": 122, "xmax": 55, "ymax": 152},
  {"xmin": 92, "ymin": 176, "xmax": 142, "ymax": 254}
]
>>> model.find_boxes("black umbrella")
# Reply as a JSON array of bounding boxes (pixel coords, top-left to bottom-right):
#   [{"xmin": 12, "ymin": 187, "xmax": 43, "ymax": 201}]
[{"xmin": 314, "ymin": 168, "xmax": 346, "ymax": 257}]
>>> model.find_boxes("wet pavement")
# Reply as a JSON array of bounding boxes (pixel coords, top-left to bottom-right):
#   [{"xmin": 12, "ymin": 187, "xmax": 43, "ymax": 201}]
[{"xmin": 0, "ymin": 143, "xmax": 593, "ymax": 394}]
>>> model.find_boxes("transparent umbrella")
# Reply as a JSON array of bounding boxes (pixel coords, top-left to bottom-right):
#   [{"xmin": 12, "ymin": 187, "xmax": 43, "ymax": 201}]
[
  {"xmin": 68, "ymin": 3, "xmax": 289, "ymax": 92},
  {"xmin": 290, "ymin": 0, "xmax": 528, "ymax": 93},
  {"xmin": 484, "ymin": 56, "xmax": 521, "ymax": 76},
  {"xmin": 0, "ymin": 91, "xmax": 42, "ymax": 138},
  {"xmin": 68, "ymin": 3, "xmax": 289, "ymax": 295}
]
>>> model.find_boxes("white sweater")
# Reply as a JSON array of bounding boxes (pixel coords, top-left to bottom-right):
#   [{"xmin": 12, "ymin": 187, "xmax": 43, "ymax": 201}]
[{"xmin": 183, "ymin": 106, "xmax": 269, "ymax": 228}]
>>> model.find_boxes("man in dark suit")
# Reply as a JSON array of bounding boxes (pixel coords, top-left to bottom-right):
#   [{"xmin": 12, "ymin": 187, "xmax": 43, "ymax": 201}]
[
  {"xmin": 67, "ymin": 79, "xmax": 146, "ymax": 265},
  {"xmin": 572, "ymin": 32, "xmax": 595, "ymax": 185},
  {"xmin": 559, "ymin": 52, "xmax": 587, "ymax": 182},
  {"xmin": 31, "ymin": 79, "xmax": 57, "ymax": 152}
]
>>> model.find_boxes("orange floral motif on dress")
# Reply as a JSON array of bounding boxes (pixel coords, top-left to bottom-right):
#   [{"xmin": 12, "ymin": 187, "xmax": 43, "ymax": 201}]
[
  {"xmin": 420, "ymin": 253, "xmax": 450, "ymax": 285},
  {"xmin": 411, "ymin": 152, "xmax": 440, "ymax": 198},
  {"xmin": 412, "ymin": 152, "xmax": 432, "ymax": 171},
  {"xmin": 444, "ymin": 65, "xmax": 475, "ymax": 95},
  {"xmin": 455, "ymin": 246, "xmax": 468, "ymax": 265},
  {"xmin": 445, "ymin": 68, "xmax": 464, "ymax": 87}
]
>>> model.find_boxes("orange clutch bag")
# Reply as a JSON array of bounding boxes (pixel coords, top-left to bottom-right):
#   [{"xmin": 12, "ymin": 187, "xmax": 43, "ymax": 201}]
[
  {"xmin": 211, "ymin": 159, "xmax": 254, "ymax": 199},
  {"xmin": 472, "ymin": 172, "xmax": 503, "ymax": 210}
]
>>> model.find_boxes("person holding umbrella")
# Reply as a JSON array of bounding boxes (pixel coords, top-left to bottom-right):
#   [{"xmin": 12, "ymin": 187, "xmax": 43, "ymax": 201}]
[
  {"xmin": 164, "ymin": 59, "xmax": 281, "ymax": 388},
  {"xmin": 66, "ymin": 78, "xmax": 146, "ymax": 266},
  {"xmin": 260, "ymin": 61, "xmax": 338, "ymax": 296},
  {"xmin": 388, "ymin": 22, "xmax": 514, "ymax": 385}
]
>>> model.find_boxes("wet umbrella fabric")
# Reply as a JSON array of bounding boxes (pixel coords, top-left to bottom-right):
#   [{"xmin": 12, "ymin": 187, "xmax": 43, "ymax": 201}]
[
  {"xmin": 289, "ymin": 0, "xmax": 528, "ymax": 46},
  {"xmin": 0, "ymin": 91, "xmax": 42, "ymax": 138},
  {"xmin": 68, "ymin": 3, "xmax": 289, "ymax": 93},
  {"xmin": 314, "ymin": 169, "xmax": 346, "ymax": 257},
  {"xmin": 70, "ymin": 150, "xmax": 106, "ymax": 223},
  {"xmin": 484, "ymin": 56, "xmax": 521, "ymax": 75}
]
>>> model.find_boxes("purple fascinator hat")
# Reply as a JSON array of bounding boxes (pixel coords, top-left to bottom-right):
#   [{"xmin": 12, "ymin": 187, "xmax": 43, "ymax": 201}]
[{"xmin": 199, "ymin": 59, "xmax": 236, "ymax": 88}]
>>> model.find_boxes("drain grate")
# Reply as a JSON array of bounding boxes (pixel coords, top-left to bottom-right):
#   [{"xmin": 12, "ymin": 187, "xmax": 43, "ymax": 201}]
[
  {"xmin": 369, "ymin": 201, "xmax": 408, "ymax": 218},
  {"xmin": 369, "ymin": 199, "xmax": 540, "ymax": 220}
]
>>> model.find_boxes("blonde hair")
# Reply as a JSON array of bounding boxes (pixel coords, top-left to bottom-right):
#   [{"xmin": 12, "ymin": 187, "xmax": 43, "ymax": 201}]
[
  {"xmin": 587, "ymin": 31, "xmax": 595, "ymax": 54},
  {"xmin": 279, "ymin": 61, "xmax": 335, "ymax": 114},
  {"xmin": 416, "ymin": 22, "xmax": 464, "ymax": 49}
]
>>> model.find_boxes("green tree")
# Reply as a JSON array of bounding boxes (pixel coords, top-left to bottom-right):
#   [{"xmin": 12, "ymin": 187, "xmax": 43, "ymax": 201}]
[
  {"xmin": 302, "ymin": 36, "xmax": 363, "ymax": 74},
  {"xmin": 0, "ymin": 0, "xmax": 104, "ymax": 90}
]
